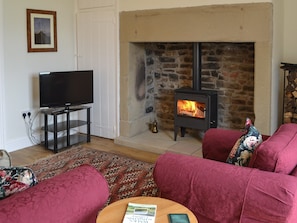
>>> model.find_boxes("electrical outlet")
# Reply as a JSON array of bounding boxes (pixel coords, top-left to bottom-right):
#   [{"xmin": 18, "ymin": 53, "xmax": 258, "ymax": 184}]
[{"xmin": 21, "ymin": 110, "xmax": 31, "ymax": 119}]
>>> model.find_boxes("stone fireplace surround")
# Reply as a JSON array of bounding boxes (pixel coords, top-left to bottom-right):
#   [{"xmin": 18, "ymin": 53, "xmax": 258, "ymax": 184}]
[{"xmin": 119, "ymin": 3, "xmax": 272, "ymax": 138}]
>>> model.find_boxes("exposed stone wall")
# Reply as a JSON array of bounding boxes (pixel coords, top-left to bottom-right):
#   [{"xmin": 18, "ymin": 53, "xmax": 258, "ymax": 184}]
[
  {"xmin": 201, "ymin": 43, "xmax": 255, "ymax": 129},
  {"xmin": 144, "ymin": 42, "xmax": 255, "ymax": 131},
  {"xmin": 145, "ymin": 43, "xmax": 193, "ymax": 130}
]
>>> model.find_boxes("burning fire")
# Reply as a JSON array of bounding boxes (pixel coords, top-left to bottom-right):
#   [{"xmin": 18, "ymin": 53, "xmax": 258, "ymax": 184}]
[{"xmin": 177, "ymin": 100, "xmax": 206, "ymax": 118}]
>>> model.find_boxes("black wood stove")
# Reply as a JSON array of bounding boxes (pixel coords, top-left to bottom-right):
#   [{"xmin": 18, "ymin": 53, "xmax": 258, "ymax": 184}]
[
  {"xmin": 174, "ymin": 43, "xmax": 218, "ymax": 140},
  {"xmin": 174, "ymin": 88, "xmax": 217, "ymax": 140}
]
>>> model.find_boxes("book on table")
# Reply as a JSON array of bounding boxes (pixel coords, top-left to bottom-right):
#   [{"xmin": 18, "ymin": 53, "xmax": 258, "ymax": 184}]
[{"xmin": 122, "ymin": 202, "xmax": 157, "ymax": 223}]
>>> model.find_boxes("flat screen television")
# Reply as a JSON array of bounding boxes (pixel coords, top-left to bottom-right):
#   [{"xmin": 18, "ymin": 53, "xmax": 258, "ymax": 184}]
[{"xmin": 39, "ymin": 70, "xmax": 93, "ymax": 109}]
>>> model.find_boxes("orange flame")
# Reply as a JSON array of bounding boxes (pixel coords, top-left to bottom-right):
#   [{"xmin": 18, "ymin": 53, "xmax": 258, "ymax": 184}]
[{"xmin": 177, "ymin": 100, "xmax": 205, "ymax": 118}]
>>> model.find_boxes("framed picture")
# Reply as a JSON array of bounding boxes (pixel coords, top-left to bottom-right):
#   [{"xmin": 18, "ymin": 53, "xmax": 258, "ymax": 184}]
[{"xmin": 26, "ymin": 9, "xmax": 57, "ymax": 52}]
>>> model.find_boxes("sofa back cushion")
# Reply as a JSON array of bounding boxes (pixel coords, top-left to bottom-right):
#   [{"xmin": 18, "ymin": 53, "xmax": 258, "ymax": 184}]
[{"xmin": 249, "ymin": 123, "xmax": 297, "ymax": 174}]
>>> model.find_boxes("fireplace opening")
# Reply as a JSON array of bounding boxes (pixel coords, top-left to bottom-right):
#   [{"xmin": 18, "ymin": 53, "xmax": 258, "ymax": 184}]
[
  {"xmin": 125, "ymin": 42, "xmax": 255, "ymax": 138},
  {"xmin": 143, "ymin": 42, "xmax": 254, "ymax": 131}
]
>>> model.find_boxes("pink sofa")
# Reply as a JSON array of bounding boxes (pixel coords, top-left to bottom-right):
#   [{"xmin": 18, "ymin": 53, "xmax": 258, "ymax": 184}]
[
  {"xmin": 0, "ymin": 164, "xmax": 109, "ymax": 223},
  {"xmin": 154, "ymin": 124, "xmax": 297, "ymax": 223}
]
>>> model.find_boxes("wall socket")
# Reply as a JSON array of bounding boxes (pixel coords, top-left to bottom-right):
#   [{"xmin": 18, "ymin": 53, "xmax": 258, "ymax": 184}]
[{"xmin": 21, "ymin": 110, "xmax": 32, "ymax": 119}]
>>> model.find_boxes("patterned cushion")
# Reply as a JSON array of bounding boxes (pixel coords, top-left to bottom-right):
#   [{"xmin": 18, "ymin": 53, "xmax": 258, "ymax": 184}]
[
  {"xmin": 0, "ymin": 167, "xmax": 38, "ymax": 199},
  {"xmin": 226, "ymin": 118, "xmax": 262, "ymax": 166}
]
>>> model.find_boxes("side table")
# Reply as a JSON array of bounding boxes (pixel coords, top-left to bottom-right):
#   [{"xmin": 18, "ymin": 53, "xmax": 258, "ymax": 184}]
[{"xmin": 97, "ymin": 196, "xmax": 198, "ymax": 223}]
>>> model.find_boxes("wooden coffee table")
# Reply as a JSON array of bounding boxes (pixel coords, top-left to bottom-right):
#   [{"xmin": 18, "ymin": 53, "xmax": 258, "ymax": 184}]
[{"xmin": 97, "ymin": 196, "xmax": 198, "ymax": 223}]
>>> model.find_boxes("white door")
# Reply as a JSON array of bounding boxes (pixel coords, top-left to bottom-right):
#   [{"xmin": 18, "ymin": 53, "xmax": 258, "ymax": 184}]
[{"xmin": 76, "ymin": 8, "xmax": 117, "ymax": 139}]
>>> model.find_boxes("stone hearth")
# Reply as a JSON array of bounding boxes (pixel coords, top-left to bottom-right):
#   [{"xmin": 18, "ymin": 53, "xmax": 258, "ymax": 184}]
[
  {"xmin": 115, "ymin": 129, "xmax": 203, "ymax": 156},
  {"xmin": 119, "ymin": 3, "xmax": 273, "ymax": 143}
]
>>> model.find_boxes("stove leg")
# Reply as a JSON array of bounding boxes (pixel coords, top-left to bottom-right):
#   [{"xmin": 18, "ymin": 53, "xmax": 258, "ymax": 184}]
[
  {"xmin": 174, "ymin": 126, "xmax": 186, "ymax": 140},
  {"xmin": 174, "ymin": 127, "xmax": 178, "ymax": 141},
  {"xmin": 181, "ymin": 127, "xmax": 186, "ymax": 137}
]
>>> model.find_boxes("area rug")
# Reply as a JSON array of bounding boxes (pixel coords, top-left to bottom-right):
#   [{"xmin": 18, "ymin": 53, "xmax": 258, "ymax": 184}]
[{"xmin": 27, "ymin": 146, "xmax": 159, "ymax": 205}]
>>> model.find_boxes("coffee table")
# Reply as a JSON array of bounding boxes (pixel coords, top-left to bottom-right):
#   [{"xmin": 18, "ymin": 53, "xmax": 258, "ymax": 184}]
[{"xmin": 97, "ymin": 196, "xmax": 198, "ymax": 223}]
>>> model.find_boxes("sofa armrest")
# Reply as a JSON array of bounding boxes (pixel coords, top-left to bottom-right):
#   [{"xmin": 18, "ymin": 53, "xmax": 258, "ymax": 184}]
[
  {"xmin": 202, "ymin": 128, "xmax": 270, "ymax": 162},
  {"xmin": 0, "ymin": 164, "xmax": 109, "ymax": 223},
  {"xmin": 153, "ymin": 153, "xmax": 297, "ymax": 223},
  {"xmin": 202, "ymin": 128, "xmax": 244, "ymax": 161}
]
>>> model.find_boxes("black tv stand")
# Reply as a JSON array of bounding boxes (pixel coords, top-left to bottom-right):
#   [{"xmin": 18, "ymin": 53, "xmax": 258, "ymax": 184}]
[{"xmin": 41, "ymin": 105, "xmax": 91, "ymax": 153}]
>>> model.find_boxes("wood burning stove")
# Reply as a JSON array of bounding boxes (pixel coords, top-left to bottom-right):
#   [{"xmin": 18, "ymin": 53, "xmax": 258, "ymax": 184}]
[
  {"xmin": 174, "ymin": 88, "xmax": 217, "ymax": 140},
  {"xmin": 173, "ymin": 43, "xmax": 218, "ymax": 140}
]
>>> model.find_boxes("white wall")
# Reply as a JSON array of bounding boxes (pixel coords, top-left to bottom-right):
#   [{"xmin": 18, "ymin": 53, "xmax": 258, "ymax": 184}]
[
  {"xmin": 3, "ymin": 0, "xmax": 76, "ymax": 151},
  {"xmin": 0, "ymin": 0, "xmax": 4, "ymax": 148},
  {"xmin": 119, "ymin": 0, "xmax": 272, "ymax": 11},
  {"xmin": 271, "ymin": 0, "xmax": 284, "ymax": 130},
  {"xmin": 283, "ymin": 0, "xmax": 297, "ymax": 63}
]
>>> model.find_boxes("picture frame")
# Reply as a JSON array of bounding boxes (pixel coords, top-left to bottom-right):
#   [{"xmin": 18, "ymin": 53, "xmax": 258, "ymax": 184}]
[{"xmin": 26, "ymin": 9, "xmax": 57, "ymax": 52}]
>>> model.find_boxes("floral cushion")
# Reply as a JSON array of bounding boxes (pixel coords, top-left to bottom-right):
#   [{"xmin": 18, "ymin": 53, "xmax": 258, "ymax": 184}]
[
  {"xmin": 0, "ymin": 167, "xmax": 38, "ymax": 199},
  {"xmin": 226, "ymin": 118, "xmax": 262, "ymax": 166}
]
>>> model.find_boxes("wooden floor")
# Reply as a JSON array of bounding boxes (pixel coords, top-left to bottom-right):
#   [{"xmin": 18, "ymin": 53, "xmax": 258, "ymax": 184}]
[{"xmin": 10, "ymin": 136, "xmax": 161, "ymax": 166}]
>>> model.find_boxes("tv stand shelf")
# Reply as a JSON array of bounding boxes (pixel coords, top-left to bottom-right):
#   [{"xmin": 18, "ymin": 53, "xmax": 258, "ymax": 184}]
[{"xmin": 41, "ymin": 106, "xmax": 91, "ymax": 153}]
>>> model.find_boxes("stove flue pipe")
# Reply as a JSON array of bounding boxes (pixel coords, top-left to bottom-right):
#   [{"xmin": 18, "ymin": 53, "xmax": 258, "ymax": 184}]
[{"xmin": 193, "ymin": 43, "xmax": 202, "ymax": 91}]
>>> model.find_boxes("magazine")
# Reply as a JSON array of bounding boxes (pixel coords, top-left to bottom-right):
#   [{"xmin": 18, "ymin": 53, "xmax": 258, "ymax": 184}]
[{"xmin": 122, "ymin": 202, "xmax": 157, "ymax": 223}]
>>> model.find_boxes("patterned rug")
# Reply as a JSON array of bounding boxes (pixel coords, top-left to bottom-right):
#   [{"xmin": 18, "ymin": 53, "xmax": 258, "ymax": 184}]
[{"xmin": 27, "ymin": 146, "xmax": 159, "ymax": 205}]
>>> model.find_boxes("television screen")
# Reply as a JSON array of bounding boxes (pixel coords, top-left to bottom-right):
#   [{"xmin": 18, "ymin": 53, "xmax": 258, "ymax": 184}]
[{"xmin": 39, "ymin": 70, "xmax": 93, "ymax": 108}]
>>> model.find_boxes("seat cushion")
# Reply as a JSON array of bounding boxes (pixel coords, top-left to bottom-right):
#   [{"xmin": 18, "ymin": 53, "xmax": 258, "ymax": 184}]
[{"xmin": 249, "ymin": 123, "xmax": 297, "ymax": 174}]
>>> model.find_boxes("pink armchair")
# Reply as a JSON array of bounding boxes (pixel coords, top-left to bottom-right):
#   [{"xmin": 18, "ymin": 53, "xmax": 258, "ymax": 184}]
[
  {"xmin": 153, "ymin": 124, "xmax": 297, "ymax": 223},
  {"xmin": 0, "ymin": 164, "xmax": 109, "ymax": 223}
]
